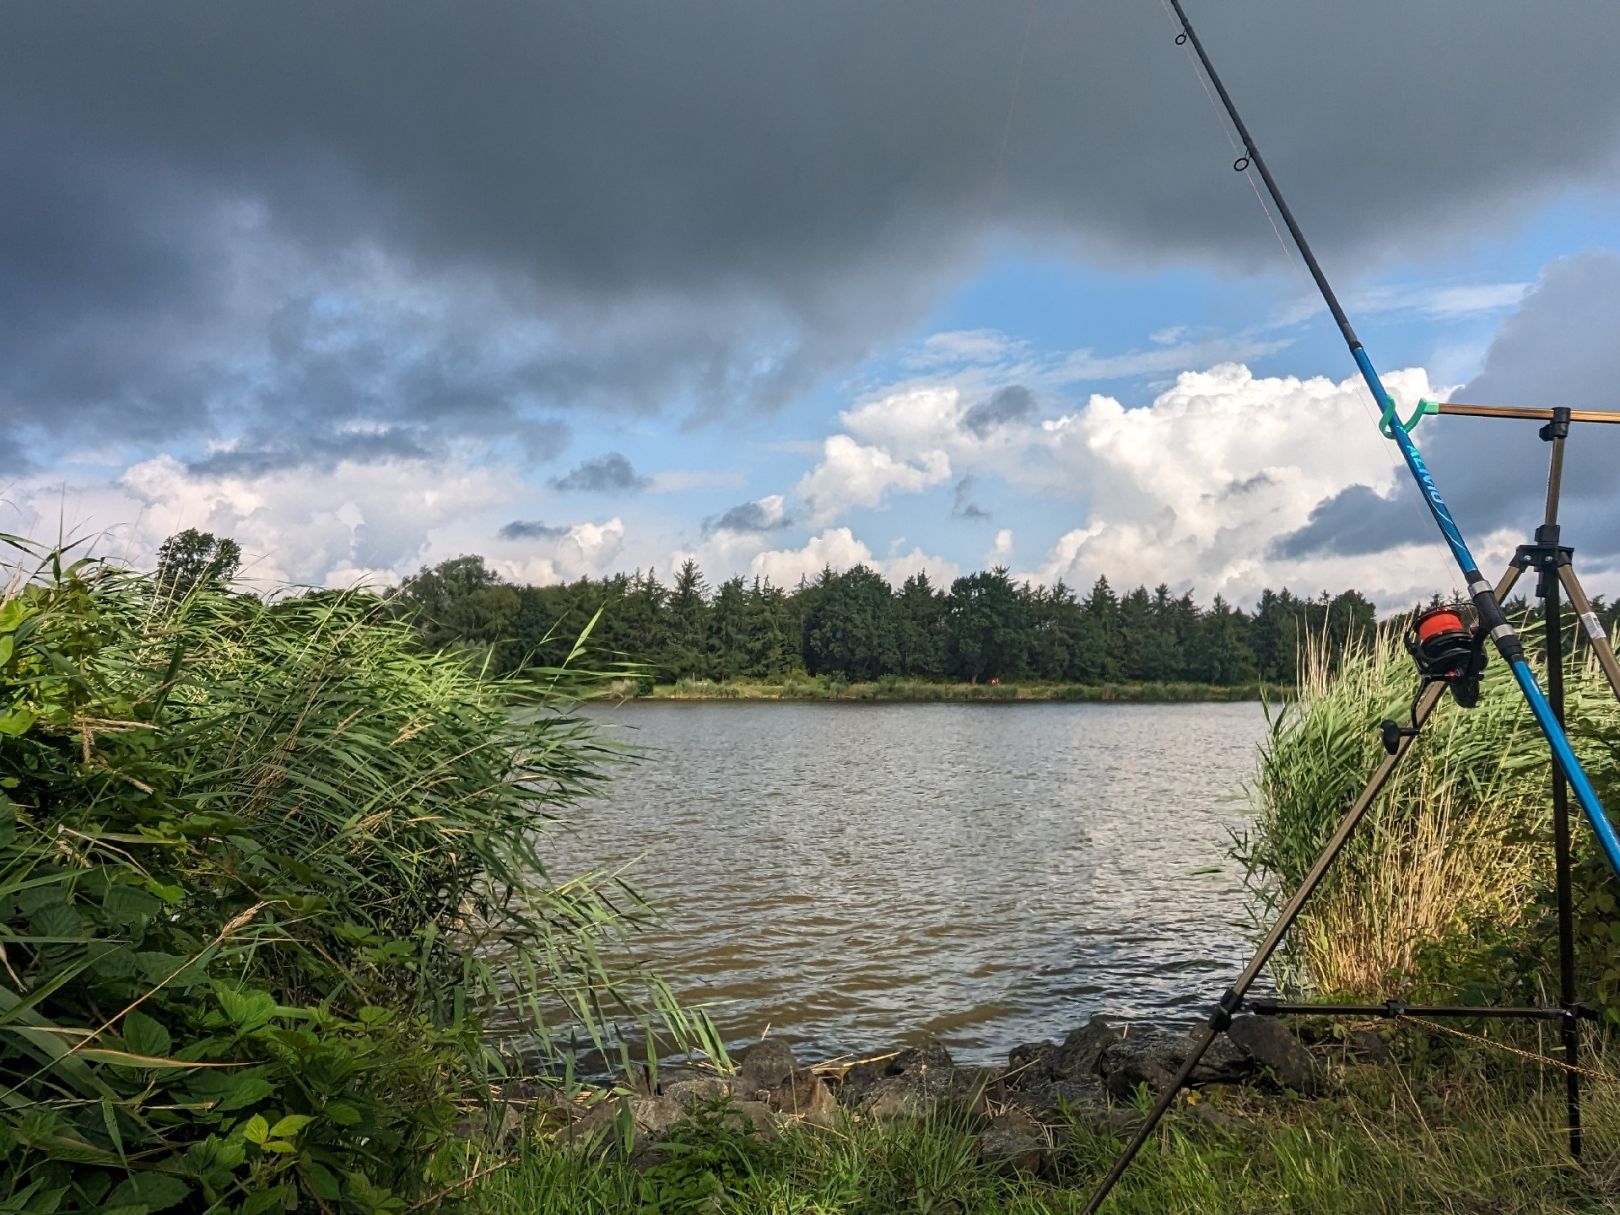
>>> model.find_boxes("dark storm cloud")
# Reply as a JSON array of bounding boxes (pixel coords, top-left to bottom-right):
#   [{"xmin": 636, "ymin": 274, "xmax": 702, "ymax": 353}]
[
  {"xmin": 499, "ymin": 520, "xmax": 571, "ymax": 541},
  {"xmin": 1275, "ymin": 252, "xmax": 1620, "ymax": 563},
  {"xmin": 1270, "ymin": 481, "xmax": 1427, "ymax": 559},
  {"xmin": 951, "ymin": 475, "xmax": 992, "ymax": 521},
  {"xmin": 4, "ymin": 1, "xmax": 1620, "ymax": 462},
  {"xmin": 962, "ymin": 386, "xmax": 1038, "ymax": 437},
  {"xmin": 703, "ymin": 500, "xmax": 793, "ymax": 536},
  {"xmin": 1417, "ymin": 252, "xmax": 1620, "ymax": 563},
  {"xmin": 549, "ymin": 453, "xmax": 650, "ymax": 494},
  {"xmin": 185, "ymin": 428, "xmax": 436, "ymax": 477},
  {"xmin": 1222, "ymin": 472, "xmax": 1273, "ymax": 497}
]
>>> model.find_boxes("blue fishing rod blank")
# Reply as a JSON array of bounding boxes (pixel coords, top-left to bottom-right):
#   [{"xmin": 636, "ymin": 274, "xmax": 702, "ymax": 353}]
[
  {"xmin": 1166, "ymin": 0, "xmax": 1620, "ymax": 878},
  {"xmin": 1080, "ymin": 10, "xmax": 1620, "ymax": 1211}
]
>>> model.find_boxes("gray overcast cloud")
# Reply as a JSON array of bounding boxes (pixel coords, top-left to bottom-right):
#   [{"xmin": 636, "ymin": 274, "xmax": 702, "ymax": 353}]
[
  {"xmin": 1274, "ymin": 252, "xmax": 1620, "ymax": 568},
  {"xmin": 5, "ymin": 1, "xmax": 1620, "ymax": 469},
  {"xmin": 550, "ymin": 453, "xmax": 652, "ymax": 494}
]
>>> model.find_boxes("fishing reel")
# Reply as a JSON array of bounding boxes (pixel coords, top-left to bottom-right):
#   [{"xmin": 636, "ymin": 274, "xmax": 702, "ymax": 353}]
[{"xmin": 1379, "ymin": 605, "xmax": 1489, "ymax": 754}]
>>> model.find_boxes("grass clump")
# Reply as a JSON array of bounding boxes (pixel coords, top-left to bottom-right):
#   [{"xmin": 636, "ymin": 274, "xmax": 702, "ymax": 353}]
[
  {"xmin": 0, "ymin": 539, "xmax": 715, "ymax": 1212},
  {"xmin": 475, "ymin": 1059, "xmax": 1620, "ymax": 1213},
  {"xmin": 1241, "ymin": 622, "xmax": 1620, "ymax": 1005}
]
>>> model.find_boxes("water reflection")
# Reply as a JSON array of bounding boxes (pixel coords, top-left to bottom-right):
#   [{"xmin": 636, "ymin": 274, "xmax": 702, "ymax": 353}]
[{"xmin": 530, "ymin": 701, "xmax": 1265, "ymax": 1064}]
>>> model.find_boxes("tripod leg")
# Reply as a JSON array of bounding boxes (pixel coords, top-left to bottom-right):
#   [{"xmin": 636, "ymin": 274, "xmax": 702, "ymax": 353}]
[
  {"xmin": 1545, "ymin": 564, "xmax": 1582, "ymax": 1159},
  {"xmin": 1080, "ymin": 568, "xmax": 1520, "ymax": 1213},
  {"xmin": 1556, "ymin": 565, "xmax": 1620, "ymax": 704}
]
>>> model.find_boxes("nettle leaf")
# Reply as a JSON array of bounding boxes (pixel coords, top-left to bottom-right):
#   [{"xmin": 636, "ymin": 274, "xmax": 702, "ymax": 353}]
[
  {"xmin": 0, "ymin": 707, "xmax": 37, "ymax": 736},
  {"xmin": 214, "ymin": 1074, "xmax": 276, "ymax": 1113},
  {"xmin": 325, "ymin": 1100, "xmax": 362, "ymax": 1127},
  {"xmin": 132, "ymin": 952, "xmax": 186, "ymax": 982},
  {"xmin": 214, "ymin": 986, "xmax": 277, "ymax": 1033},
  {"xmin": 240, "ymin": 1185, "xmax": 291, "ymax": 1215},
  {"xmin": 28, "ymin": 902, "xmax": 83, "ymax": 942},
  {"xmin": 121, "ymin": 1010, "xmax": 172, "ymax": 1059},
  {"xmin": 182, "ymin": 1131, "xmax": 246, "ymax": 1178},
  {"xmin": 105, "ymin": 1174, "xmax": 191, "ymax": 1214},
  {"xmin": 89, "ymin": 945, "xmax": 139, "ymax": 981},
  {"xmin": 144, "ymin": 879, "xmax": 185, "ymax": 904},
  {"xmin": 105, "ymin": 885, "xmax": 162, "ymax": 921},
  {"xmin": 241, "ymin": 1114, "xmax": 269, "ymax": 1145},
  {"xmin": 304, "ymin": 1163, "xmax": 342, "ymax": 1201},
  {"xmin": 134, "ymin": 952, "xmax": 209, "ymax": 989},
  {"xmin": 268, "ymin": 1114, "xmax": 312, "ymax": 1139}
]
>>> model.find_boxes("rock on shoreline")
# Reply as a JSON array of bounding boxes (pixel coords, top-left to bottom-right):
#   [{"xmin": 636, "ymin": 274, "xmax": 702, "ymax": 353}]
[{"xmin": 523, "ymin": 1013, "xmax": 1336, "ymax": 1172}]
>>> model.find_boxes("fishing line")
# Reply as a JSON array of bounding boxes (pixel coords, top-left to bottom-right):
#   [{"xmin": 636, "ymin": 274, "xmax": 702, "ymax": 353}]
[
  {"xmin": 1153, "ymin": 0, "xmax": 1435, "ymax": 560},
  {"xmin": 1155, "ymin": 0, "xmax": 1295, "ymax": 274},
  {"xmin": 987, "ymin": 0, "xmax": 1039, "ymax": 220},
  {"xmin": 1158, "ymin": 0, "xmax": 1620, "ymax": 878}
]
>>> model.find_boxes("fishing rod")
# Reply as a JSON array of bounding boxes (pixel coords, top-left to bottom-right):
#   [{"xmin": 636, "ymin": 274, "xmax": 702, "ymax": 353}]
[
  {"xmin": 1077, "ymin": 6, "xmax": 1620, "ymax": 1211},
  {"xmin": 1163, "ymin": 0, "xmax": 1620, "ymax": 878}
]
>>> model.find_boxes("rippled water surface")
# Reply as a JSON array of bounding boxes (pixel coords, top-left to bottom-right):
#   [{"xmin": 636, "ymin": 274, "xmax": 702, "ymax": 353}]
[{"xmin": 538, "ymin": 701, "xmax": 1267, "ymax": 1064}]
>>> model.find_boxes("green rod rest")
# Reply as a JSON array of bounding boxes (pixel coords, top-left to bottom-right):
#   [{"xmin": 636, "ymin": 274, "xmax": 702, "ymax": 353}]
[{"xmin": 1380, "ymin": 396, "xmax": 1438, "ymax": 439}]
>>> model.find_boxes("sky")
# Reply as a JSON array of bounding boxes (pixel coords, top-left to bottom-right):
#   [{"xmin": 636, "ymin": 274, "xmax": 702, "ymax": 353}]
[{"xmin": 5, "ymin": 0, "xmax": 1620, "ymax": 611}]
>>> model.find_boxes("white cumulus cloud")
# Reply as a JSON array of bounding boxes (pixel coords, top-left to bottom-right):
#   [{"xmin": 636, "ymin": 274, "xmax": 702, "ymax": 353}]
[
  {"xmin": 747, "ymin": 527, "xmax": 958, "ymax": 589},
  {"xmin": 794, "ymin": 434, "xmax": 951, "ymax": 521}
]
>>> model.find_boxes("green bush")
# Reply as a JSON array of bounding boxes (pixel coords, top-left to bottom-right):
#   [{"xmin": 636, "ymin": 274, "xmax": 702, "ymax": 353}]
[{"xmin": 0, "ymin": 541, "xmax": 716, "ymax": 1212}]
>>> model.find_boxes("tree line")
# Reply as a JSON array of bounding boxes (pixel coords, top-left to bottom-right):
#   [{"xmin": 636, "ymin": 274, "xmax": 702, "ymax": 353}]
[
  {"xmin": 152, "ymin": 529, "xmax": 1618, "ymax": 690},
  {"xmin": 388, "ymin": 553, "xmax": 1387, "ymax": 688}
]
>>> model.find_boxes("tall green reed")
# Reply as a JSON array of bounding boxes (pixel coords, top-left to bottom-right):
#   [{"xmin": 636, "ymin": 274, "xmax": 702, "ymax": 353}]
[
  {"xmin": 0, "ymin": 536, "xmax": 718, "ymax": 1212},
  {"xmin": 1240, "ymin": 618, "xmax": 1620, "ymax": 1000}
]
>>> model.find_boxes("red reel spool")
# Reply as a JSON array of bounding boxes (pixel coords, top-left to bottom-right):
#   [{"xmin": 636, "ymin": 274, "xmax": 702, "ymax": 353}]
[
  {"xmin": 1405, "ymin": 605, "xmax": 1484, "ymax": 708},
  {"xmin": 1414, "ymin": 608, "xmax": 1466, "ymax": 647}
]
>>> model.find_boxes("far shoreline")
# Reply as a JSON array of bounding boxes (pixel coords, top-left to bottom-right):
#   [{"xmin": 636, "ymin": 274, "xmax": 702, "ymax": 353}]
[{"xmin": 595, "ymin": 678, "xmax": 1280, "ymax": 704}]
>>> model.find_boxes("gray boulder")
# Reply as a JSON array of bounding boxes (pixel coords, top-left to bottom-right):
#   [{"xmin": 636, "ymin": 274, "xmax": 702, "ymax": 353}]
[
  {"xmin": 1009, "ymin": 1017, "xmax": 1124, "ymax": 1088},
  {"xmin": 767, "ymin": 1069, "xmax": 841, "ymax": 1128},
  {"xmin": 735, "ymin": 1039, "xmax": 798, "ymax": 1093},
  {"xmin": 1097, "ymin": 1029, "xmax": 1251, "ymax": 1101},
  {"xmin": 977, "ymin": 1107, "xmax": 1049, "ymax": 1174},
  {"xmin": 1098, "ymin": 1033, "xmax": 1183, "ymax": 1101},
  {"xmin": 842, "ymin": 1039, "xmax": 957, "ymax": 1120},
  {"xmin": 662, "ymin": 1076, "xmax": 736, "ymax": 1107},
  {"xmin": 1224, "ymin": 1015, "xmax": 1320, "ymax": 1093}
]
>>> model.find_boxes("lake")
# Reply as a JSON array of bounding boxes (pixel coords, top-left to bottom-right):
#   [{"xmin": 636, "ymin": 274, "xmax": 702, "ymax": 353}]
[{"xmin": 540, "ymin": 700, "xmax": 1269, "ymax": 1066}]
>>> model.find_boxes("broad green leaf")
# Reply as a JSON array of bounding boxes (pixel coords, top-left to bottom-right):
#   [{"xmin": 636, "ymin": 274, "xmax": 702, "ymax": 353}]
[
  {"xmin": 215, "ymin": 986, "xmax": 277, "ymax": 1033},
  {"xmin": 268, "ymin": 1113, "xmax": 313, "ymax": 1139},
  {"xmin": 239, "ymin": 1186, "xmax": 289, "ymax": 1215},
  {"xmin": 214, "ymin": 1074, "xmax": 276, "ymax": 1113},
  {"xmin": 27, "ymin": 902, "xmax": 82, "ymax": 942},
  {"xmin": 105, "ymin": 1174, "xmax": 190, "ymax": 1214},
  {"xmin": 105, "ymin": 885, "xmax": 162, "ymax": 920},
  {"xmin": 324, "ymin": 1100, "xmax": 361, "ymax": 1127},
  {"xmin": 241, "ymin": 1113, "xmax": 268, "ymax": 1145},
  {"xmin": 144, "ymin": 879, "xmax": 185, "ymax": 904},
  {"xmin": 121, "ymin": 1010, "xmax": 172, "ymax": 1059},
  {"xmin": 304, "ymin": 1163, "xmax": 341, "ymax": 1201},
  {"xmin": 0, "ymin": 707, "xmax": 36, "ymax": 736},
  {"xmin": 18, "ymin": 1183, "xmax": 68, "ymax": 1214}
]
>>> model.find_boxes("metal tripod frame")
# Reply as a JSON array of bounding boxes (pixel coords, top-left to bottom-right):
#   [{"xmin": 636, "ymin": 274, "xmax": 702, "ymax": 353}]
[{"xmin": 1082, "ymin": 402, "xmax": 1620, "ymax": 1214}]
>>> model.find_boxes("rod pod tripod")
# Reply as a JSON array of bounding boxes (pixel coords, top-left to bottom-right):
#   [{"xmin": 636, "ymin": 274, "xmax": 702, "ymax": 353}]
[{"xmin": 1081, "ymin": 403, "xmax": 1620, "ymax": 1213}]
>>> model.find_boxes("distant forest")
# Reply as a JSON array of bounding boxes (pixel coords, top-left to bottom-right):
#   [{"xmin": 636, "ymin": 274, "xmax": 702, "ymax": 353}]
[
  {"xmin": 389, "ymin": 554, "xmax": 1389, "ymax": 687},
  {"xmin": 150, "ymin": 530, "xmax": 1619, "ymax": 690}
]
